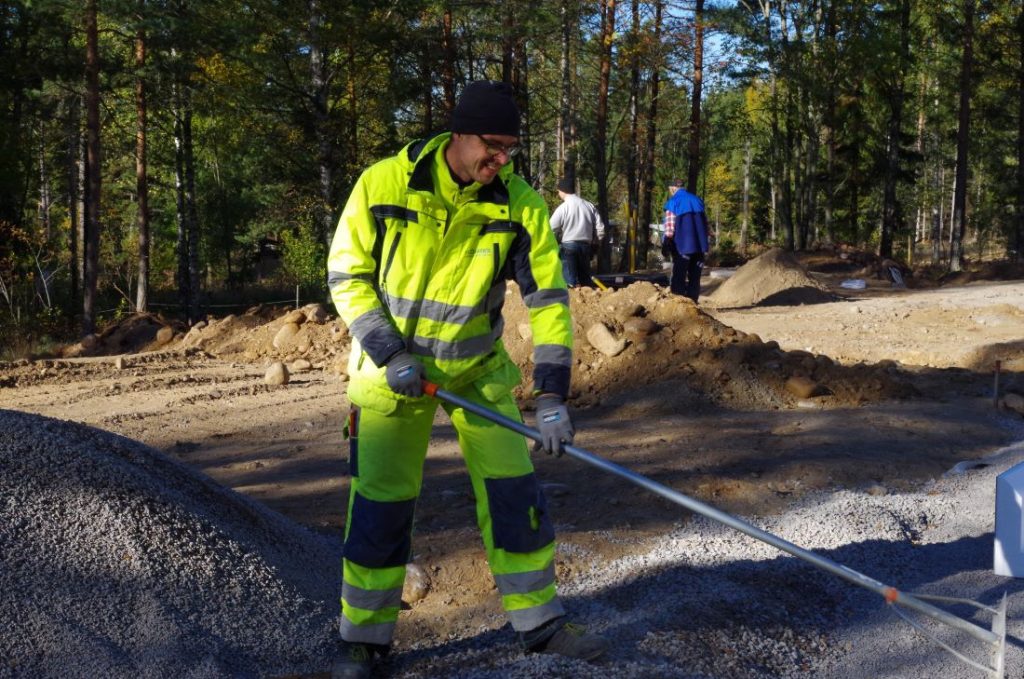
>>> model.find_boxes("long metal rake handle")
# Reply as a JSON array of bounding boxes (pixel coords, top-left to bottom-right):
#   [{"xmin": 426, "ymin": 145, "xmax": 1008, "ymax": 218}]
[{"xmin": 424, "ymin": 382, "xmax": 1007, "ymax": 678}]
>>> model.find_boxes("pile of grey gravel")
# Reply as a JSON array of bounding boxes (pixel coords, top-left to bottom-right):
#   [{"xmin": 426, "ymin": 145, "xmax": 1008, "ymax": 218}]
[
  {"xmin": 3, "ymin": 407, "xmax": 1022, "ymax": 678},
  {"xmin": 382, "ymin": 441, "xmax": 1024, "ymax": 678},
  {"xmin": 0, "ymin": 409, "xmax": 339, "ymax": 678}
]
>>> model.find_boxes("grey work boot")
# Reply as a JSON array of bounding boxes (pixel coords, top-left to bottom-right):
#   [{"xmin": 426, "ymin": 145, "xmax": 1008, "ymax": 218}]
[
  {"xmin": 519, "ymin": 617, "xmax": 609, "ymax": 661},
  {"xmin": 331, "ymin": 640, "xmax": 388, "ymax": 679}
]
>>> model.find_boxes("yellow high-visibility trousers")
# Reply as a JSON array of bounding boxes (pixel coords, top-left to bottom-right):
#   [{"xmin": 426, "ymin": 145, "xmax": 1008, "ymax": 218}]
[{"xmin": 339, "ymin": 384, "xmax": 564, "ymax": 645}]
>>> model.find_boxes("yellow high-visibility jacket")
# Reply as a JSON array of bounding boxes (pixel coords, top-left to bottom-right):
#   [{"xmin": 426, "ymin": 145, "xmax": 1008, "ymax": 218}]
[{"xmin": 327, "ymin": 133, "xmax": 573, "ymax": 413}]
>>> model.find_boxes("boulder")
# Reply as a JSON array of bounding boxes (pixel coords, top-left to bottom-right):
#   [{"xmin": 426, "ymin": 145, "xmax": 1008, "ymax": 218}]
[
  {"xmin": 1003, "ymin": 392, "xmax": 1024, "ymax": 416},
  {"xmin": 290, "ymin": 359, "xmax": 313, "ymax": 373},
  {"xmin": 586, "ymin": 323, "xmax": 626, "ymax": 357},
  {"xmin": 402, "ymin": 563, "xmax": 431, "ymax": 604},
  {"xmin": 264, "ymin": 362, "xmax": 289, "ymax": 386},
  {"xmin": 155, "ymin": 326, "xmax": 175, "ymax": 345},
  {"xmin": 785, "ymin": 375, "xmax": 827, "ymax": 399},
  {"xmin": 273, "ymin": 322, "xmax": 301, "ymax": 351},
  {"xmin": 282, "ymin": 309, "xmax": 307, "ymax": 325},
  {"xmin": 304, "ymin": 304, "xmax": 329, "ymax": 324},
  {"xmin": 331, "ymin": 323, "xmax": 349, "ymax": 342},
  {"xmin": 623, "ymin": 317, "xmax": 659, "ymax": 338}
]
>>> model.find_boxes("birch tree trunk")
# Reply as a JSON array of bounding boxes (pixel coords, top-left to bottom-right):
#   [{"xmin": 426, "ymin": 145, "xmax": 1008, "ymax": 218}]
[
  {"xmin": 65, "ymin": 94, "xmax": 80, "ymax": 310},
  {"xmin": 173, "ymin": 74, "xmax": 190, "ymax": 321},
  {"xmin": 913, "ymin": 72, "xmax": 928, "ymax": 245},
  {"xmin": 135, "ymin": 2, "xmax": 150, "ymax": 313},
  {"xmin": 37, "ymin": 124, "xmax": 52, "ymax": 241},
  {"xmin": 740, "ymin": 138, "xmax": 751, "ymax": 252},
  {"xmin": 515, "ymin": 36, "xmax": 532, "ymax": 185},
  {"xmin": 932, "ymin": 162, "xmax": 943, "ymax": 264}
]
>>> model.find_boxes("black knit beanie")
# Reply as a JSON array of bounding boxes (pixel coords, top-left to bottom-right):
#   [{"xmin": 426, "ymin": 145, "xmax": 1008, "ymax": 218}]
[{"xmin": 450, "ymin": 81, "xmax": 521, "ymax": 137}]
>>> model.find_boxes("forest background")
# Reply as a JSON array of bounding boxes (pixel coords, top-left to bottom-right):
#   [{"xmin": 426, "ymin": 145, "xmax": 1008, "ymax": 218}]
[{"xmin": 1, "ymin": 0, "xmax": 1022, "ymax": 354}]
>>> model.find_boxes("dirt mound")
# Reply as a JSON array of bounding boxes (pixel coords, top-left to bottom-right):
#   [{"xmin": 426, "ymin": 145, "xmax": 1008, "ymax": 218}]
[
  {"xmin": 52, "ymin": 281, "xmax": 918, "ymax": 414},
  {"xmin": 707, "ymin": 248, "xmax": 835, "ymax": 309},
  {"xmin": 59, "ymin": 312, "xmax": 187, "ymax": 358},
  {"xmin": 0, "ymin": 408, "xmax": 337, "ymax": 677},
  {"xmin": 176, "ymin": 303, "xmax": 342, "ymax": 365},
  {"xmin": 59, "ymin": 304, "xmax": 349, "ymax": 373},
  {"xmin": 499, "ymin": 281, "xmax": 915, "ymax": 411}
]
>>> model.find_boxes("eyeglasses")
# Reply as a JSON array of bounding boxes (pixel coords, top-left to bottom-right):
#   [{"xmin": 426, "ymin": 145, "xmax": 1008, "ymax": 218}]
[{"xmin": 475, "ymin": 134, "xmax": 521, "ymax": 159}]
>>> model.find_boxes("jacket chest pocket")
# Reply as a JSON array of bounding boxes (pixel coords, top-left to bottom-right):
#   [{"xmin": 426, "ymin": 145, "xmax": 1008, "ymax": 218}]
[
  {"xmin": 377, "ymin": 208, "xmax": 442, "ymax": 288},
  {"xmin": 464, "ymin": 235, "xmax": 517, "ymax": 292},
  {"xmin": 476, "ymin": 220, "xmax": 520, "ymax": 283}
]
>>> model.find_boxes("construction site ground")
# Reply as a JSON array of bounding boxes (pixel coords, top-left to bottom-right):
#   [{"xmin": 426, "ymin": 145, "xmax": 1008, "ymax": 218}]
[{"xmin": 3, "ymin": 248, "xmax": 1024, "ymax": 676}]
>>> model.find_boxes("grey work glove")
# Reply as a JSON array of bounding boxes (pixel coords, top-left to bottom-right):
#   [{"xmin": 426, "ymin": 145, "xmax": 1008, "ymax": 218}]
[
  {"xmin": 384, "ymin": 350, "xmax": 424, "ymax": 397},
  {"xmin": 534, "ymin": 394, "xmax": 574, "ymax": 457}
]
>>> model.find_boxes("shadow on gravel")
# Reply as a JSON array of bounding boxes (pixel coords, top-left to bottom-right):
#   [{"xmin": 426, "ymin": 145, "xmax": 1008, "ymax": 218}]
[{"xmin": 384, "ymin": 533, "xmax": 1024, "ymax": 677}]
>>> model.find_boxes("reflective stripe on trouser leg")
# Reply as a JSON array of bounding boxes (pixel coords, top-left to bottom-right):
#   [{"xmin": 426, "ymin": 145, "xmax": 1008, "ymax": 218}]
[
  {"xmin": 340, "ymin": 399, "xmax": 435, "ymax": 645},
  {"xmin": 444, "ymin": 385, "xmax": 565, "ymax": 632}
]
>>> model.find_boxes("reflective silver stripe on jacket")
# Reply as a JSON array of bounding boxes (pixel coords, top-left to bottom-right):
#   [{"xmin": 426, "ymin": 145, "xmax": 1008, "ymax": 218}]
[
  {"xmin": 522, "ymin": 287, "xmax": 569, "ymax": 309},
  {"xmin": 386, "ymin": 296, "xmax": 482, "ymax": 326},
  {"xmin": 327, "ymin": 270, "xmax": 374, "ymax": 292},
  {"xmin": 407, "ymin": 323, "xmax": 505, "ymax": 360},
  {"xmin": 385, "ymin": 281, "xmax": 509, "ymax": 327}
]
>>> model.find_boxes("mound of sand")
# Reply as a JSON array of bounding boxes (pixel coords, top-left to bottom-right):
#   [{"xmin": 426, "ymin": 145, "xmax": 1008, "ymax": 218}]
[
  {"xmin": 0, "ymin": 409, "xmax": 339, "ymax": 677},
  {"xmin": 41, "ymin": 276, "xmax": 918, "ymax": 415},
  {"xmin": 707, "ymin": 248, "xmax": 835, "ymax": 309},
  {"xmin": 499, "ymin": 281, "xmax": 916, "ymax": 410}
]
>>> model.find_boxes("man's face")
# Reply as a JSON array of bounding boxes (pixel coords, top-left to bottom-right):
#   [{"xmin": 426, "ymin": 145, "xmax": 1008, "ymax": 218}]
[
  {"xmin": 668, "ymin": 184, "xmax": 681, "ymax": 196},
  {"xmin": 446, "ymin": 133, "xmax": 519, "ymax": 185}
]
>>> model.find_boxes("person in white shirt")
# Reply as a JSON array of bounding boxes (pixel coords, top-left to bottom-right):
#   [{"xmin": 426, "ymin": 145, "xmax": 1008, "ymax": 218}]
[{"xmin": 549, "ymin": 177, "xmax": 605, "ymax": 287}]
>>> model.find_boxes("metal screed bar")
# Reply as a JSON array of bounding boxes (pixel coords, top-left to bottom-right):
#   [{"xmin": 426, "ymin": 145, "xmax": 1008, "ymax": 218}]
[{"xmin": 424, "ymin": 382, "xmax": 1008, "ymax": 678}]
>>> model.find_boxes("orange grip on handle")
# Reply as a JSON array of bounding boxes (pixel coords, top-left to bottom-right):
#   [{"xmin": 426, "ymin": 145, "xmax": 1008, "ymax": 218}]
[{"xmin": 423, "ymin": 381, "xmax": 438, "ymax": 397}]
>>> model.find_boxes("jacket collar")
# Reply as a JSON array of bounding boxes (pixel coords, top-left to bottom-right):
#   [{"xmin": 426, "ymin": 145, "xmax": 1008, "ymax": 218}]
[{"xmin": 404, "ymin": 132, "xmax": 510, "ymax": 206}]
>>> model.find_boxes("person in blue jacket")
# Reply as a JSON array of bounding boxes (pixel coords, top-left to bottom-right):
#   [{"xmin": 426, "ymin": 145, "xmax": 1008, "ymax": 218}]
[{"xmin": 661, "ymin": 179, "xmax": 710, "ymax": 301}]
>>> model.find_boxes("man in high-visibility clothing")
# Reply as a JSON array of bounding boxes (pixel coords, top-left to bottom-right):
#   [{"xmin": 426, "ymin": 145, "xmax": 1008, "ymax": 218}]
[{"xmin": 327, "ymin": 80, "xmax": 608, "ymax": 678}]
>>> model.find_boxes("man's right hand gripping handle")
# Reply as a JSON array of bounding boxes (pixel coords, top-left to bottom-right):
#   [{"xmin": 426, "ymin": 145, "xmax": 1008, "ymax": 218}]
[{"xmin": 384, "ymin": 350, "xmax": 424, "ymax": 397}]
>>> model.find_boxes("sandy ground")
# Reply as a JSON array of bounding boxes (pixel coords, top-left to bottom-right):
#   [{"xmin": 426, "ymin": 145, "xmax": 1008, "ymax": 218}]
[{"xmin": 2, "ymin": 250, "xmax": 1024, "ymax": 676}]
